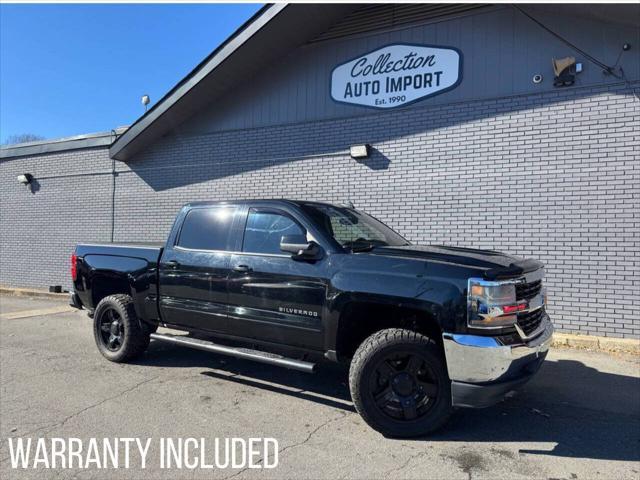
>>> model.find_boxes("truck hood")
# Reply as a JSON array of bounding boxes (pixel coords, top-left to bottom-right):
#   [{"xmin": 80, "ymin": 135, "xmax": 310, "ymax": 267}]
[{"xmin": 370, "ymin": 245, "xmax": 543, "ymax": 280}]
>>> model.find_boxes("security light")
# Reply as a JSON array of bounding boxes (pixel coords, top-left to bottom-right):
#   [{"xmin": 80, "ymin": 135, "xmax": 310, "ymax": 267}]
[
  {"xmin": 141, "ymin": 94, "xmax": 151, "ymax": 112},
  {"xmin": 350, "ymin": 144, "xmax": 370, "ymax": 159},
  {"xmin": 17, "ymin": 174, "xmax": 33, "ymax": 185}
]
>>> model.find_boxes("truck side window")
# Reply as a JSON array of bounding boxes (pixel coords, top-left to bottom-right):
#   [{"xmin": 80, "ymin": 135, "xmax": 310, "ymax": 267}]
[
  {"xmin": 243, "ymin": 210, "xmax": 304, "ymax": 255},
  {"xmin": 177, "ymin": 207, "xmax": 236, "ymax": 251}
]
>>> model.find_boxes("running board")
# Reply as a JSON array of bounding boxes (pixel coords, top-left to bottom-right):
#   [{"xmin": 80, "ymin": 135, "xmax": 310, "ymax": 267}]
[{"xmin": 149, "ymin": 333, "xmax": 316, "ymax": 373}]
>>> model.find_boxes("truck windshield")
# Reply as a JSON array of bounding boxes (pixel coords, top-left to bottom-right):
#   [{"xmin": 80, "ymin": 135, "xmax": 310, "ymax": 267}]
[{"xmin": 301, "ymin": 204, "xmax": 410, "ymax": 252}]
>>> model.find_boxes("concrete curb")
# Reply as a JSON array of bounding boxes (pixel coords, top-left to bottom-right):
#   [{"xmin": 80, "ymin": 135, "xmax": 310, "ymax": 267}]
[
  {"xmin": 0, "ymin": 305, "xmax": 74, "ymax": 320},
  {"xmin": 552, "ymin": 333, "xmax": 639, "ymax": 355},
  {"xmin": 0, "ymin": 286, "xmax": 69, "ymax": 300}
]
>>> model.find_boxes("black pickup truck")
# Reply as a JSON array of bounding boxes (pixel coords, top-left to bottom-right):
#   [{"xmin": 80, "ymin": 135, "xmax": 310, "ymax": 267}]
[{"xmin": 70, "ymin": 200, "xmax": 553, "ymax": 437}]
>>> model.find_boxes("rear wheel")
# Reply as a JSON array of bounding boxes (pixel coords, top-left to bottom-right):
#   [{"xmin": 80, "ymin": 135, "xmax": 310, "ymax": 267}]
[
  {"xmin": 349, "ymin": 328, "xmax": 452, "ymax": 437},
  {"xmin": 93, "ymin": 294, "xmax": 149, "ymax": 362}
]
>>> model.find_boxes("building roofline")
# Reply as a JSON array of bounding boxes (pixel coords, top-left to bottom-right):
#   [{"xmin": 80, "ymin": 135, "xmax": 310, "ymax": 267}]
[
  {"xmin": 109, "ymin": 4, "xmax": 285, "ymax": 161},
  {"xmin": 0, "ymin": 128, "xmax": 127, "ymax": 160},
  {"xmin": 109, "ymin": 3, "xmax": 358, "ymax": 161}
]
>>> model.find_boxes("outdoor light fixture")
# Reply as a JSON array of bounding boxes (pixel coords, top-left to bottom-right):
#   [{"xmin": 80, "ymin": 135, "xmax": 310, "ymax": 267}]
[
  {"xmin": 141, "ymin": 94, "xmax": 151, "ymax": 112},
  {"xmin": 552, "ymin": 56, "xmax": 577, "ymax": 87},
  {"xmin": 350, "ymin": 144, "xmax": 370, "ymax": 159},
  {"xmin": 17, "ymin": 173, "xmax": 33, "ymax": 185}
]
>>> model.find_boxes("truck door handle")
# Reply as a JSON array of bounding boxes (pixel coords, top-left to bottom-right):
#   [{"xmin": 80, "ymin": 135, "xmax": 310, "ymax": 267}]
[
  {"xmin": 166, "ymin": 260, "xmax": 180, "ymax": 269},
  {"xmin": 233, "ymin": 264, "xmax": 252, "ymax": 273}
]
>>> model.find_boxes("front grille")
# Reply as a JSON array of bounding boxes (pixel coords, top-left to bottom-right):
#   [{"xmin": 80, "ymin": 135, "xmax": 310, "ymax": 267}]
[
  {"xmin": 517, "ymin": 308, "xmax": 545, "ymax": 336},
  {"xmin": 516, "ymin": 279, "xmax": 542, "ymax": 301}
]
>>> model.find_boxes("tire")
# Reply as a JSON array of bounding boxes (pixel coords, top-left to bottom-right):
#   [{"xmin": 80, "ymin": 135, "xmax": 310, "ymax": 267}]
[
  {"xmin": 349, "ymin": 328, "xmax": 452, "ymax": 438},
  {"xmin": 93, "ymin": 294, "xmax": 150, "ymax": 363}
]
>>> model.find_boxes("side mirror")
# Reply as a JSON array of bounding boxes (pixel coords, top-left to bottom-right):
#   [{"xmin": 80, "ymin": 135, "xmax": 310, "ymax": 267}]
[{"xmin": 280, "ymin": 235, "xmax": 323, "ymax": 260}]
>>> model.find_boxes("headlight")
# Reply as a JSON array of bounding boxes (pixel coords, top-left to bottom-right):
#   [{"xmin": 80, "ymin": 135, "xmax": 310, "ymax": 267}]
[{"xmin": 467, "ymin": 278, "xmax": 527, "ymax": 328}]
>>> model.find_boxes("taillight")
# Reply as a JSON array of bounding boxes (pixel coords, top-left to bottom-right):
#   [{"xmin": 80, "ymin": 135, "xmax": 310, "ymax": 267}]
[{"xmin": 71, "ymin": 253, "xmax": 77, "ymax": 281}]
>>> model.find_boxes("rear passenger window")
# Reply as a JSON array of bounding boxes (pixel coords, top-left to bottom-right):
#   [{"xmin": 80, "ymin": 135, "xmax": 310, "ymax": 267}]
[
  {"xmin": 177, "ymin": 207, "xmax": 236, "ymax": 251},
  {"xmin": 243, "ymin": 210, "xmax": 304, "ymax": 255}
]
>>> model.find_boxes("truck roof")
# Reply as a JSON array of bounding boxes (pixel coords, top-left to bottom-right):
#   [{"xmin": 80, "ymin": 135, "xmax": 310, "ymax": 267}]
[{"xmin": 184, "ymin": 199, "xmax": 348, "ymax": 209}]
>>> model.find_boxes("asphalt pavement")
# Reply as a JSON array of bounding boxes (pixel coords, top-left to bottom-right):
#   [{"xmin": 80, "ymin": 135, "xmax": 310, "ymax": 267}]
[{"xmin": 1, "ymin": 294, "xmax": 639, "ymax": 479}]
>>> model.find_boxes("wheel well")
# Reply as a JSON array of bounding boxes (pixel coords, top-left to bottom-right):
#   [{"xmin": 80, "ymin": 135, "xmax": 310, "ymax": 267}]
[
  {"xmin": 91, "ymin": 277, "xmax": 130, "ymax": 308},
  {"xmin": 335, "ymin": 302, "xmax": 443, "ymax": 362}
]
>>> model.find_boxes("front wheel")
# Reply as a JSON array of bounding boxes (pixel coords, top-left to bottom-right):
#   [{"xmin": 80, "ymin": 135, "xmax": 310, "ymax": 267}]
[
  {"xmin": 349, "ymin": 328, "xmax": 452, "ymax": 437},
  {"xmin": 93, "ymin": 294, "xmax": 150, "ymax": 363}
]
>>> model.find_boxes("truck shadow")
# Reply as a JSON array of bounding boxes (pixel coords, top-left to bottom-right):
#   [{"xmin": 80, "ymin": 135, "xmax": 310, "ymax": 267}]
[
  {"xmin": 136, "ymin": 343, "xmax": 640, "ymax": 462},
  {"xmin": 136, "ymin": 341, "xmax": 355, "ymax": 410},
  {"xmin": 426, "ymin": 356, "xmax": 640, "ymax": 463}
]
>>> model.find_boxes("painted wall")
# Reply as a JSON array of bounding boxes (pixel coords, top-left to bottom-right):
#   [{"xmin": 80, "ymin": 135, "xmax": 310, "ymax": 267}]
[
  {"xmin": 1, "ymin": 6, "xmax": 638, "ymax": 339},
  {"xmin": 121, "ymin": 82, "xmax": 640, "ymax": 339},
  {"xmin": 0, "ymin": 147, "xmax": 114, "ymax": 289},
  {"xmin": 184, "ymin": 5, "xmax": 640, "ymax": 134}
]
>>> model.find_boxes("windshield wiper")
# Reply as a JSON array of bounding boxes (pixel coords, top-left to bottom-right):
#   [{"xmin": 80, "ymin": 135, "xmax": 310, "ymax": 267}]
[
  {"xmin": 344, "ymin": 239, "xmax": 381, "ymax": 252},
  {"xmin": 351, "ymin": 243, "xmax": 376, "ymax": 252}
]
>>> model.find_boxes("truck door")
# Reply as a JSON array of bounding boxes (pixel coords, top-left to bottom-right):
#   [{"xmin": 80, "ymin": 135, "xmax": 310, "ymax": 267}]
[
  {"xmin": 227, "ymin": 207, "xmax": 327, "ymax": 350},
  {"xmin": 158, "ymin": 205, "xmax": 239, "ymax": 333}
]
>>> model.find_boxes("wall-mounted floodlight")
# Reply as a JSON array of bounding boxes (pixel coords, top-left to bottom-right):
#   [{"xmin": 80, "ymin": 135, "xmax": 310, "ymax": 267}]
[
  {"xmin": 350, "ymin": 144, "xmax": 370, "ymax": 159},
  {"xmin": 552, "ymin": 56, "xmax": 576, "ymax": 87},
  {"xmin": 17, "ymin": 173, "xmax": 33, "ymax": 185}
]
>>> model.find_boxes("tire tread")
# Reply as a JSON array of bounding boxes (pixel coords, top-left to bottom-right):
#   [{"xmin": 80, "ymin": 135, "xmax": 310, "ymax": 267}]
[
  {"xmin": 349, "ymin": 328, "xmax": 451, "ymax": 437},
  {"xmin": 93, "ymin": 294, "xmax": 149, "ymax": 363}
]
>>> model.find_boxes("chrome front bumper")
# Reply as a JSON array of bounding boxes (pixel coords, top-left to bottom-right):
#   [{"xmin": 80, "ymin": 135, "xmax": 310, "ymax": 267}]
[{"xmin": 442, "ymin": 315, "xmax": 553, "ymax": 406}]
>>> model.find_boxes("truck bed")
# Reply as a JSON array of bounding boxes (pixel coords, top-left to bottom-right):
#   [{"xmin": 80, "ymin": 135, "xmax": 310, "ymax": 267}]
[
  {"xmin": 75, "ymin": 242, "xmax": 163, "ymax": 263},
  {"xmin": 73, "ymin": 242, "xmax": 164, "ymax": 315}
]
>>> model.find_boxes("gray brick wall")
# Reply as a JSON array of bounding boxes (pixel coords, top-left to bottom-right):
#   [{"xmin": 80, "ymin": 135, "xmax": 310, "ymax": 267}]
[
  {"xmin": 0, "ymin": 149, "xmax": 114, "ymax": 290},
  {"xmin": 1, "ymin": 81, "xmax": 638, "ymax": 338}
]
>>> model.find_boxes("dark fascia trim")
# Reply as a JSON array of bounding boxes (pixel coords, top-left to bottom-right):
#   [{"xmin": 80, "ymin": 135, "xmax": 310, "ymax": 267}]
[
  {"xmin": 109, "ymin": 3, "xmax": 285, "ymax": 161},
  {"xmin": 0, "ymin": 129, "xmax": 125, "ymax": 160}
]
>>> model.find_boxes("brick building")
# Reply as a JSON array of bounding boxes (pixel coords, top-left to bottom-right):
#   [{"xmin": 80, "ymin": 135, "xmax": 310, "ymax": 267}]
[{"xmin": 1, "ymin": 4, "xmax": 639, "ymax": 338}]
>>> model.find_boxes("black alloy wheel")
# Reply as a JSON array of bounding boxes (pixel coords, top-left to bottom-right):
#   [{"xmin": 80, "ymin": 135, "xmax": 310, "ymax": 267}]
[
  {"xmin": 93, "ymin": 294, "xmax": 150, "ymax": 363},
  {"xmin": 349, "ymin": 328, "xmax": 452, "ymax": 437},
  {"xmin": 370, "ymin": 352, "xmax": 439, "ymax": 421},
  {"xmin": 98, "ymin": 308, "xmax": 125, "ymax": 352}
]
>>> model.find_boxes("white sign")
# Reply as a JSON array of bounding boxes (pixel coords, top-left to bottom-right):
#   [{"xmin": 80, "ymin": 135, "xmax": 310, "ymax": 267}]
[{"xmin": 331, "ymin": 43, "xmax": 462, "ymax": 109}]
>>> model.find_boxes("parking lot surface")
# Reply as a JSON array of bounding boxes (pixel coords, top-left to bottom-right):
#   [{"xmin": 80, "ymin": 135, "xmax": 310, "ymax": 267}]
[{"xmin": 1, "ymin": 295, "xmax": 639, "ymax": 479}]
